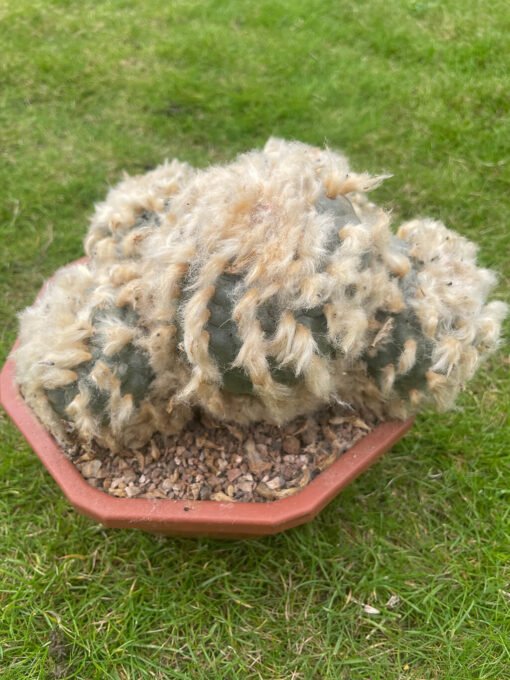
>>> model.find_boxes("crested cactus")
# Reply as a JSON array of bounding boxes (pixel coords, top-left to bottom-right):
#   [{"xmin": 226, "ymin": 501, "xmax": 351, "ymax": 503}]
[{"xmin": 16, "ymin": 138, "xmax": 507, "ymax": 451}]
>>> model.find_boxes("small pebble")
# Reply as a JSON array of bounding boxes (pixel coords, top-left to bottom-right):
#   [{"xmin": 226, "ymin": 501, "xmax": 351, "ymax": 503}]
[
  {"xmin": 199, "ymin": 485, "xmax": 212, "ymax": 500},
  {"xmin": 227, "ymin": 468, "xmax": 242, "ymax": 482},
  {"xmin": 80, "ymin": 460, "xmax": 102, "ymax": 478},
  {"xmin": 266, "ymin": 477, "xmax": 282, "ymax": 490},
  {"xmin": 282, "ymin": 436, "xmax": 301, "ymax": 455}
]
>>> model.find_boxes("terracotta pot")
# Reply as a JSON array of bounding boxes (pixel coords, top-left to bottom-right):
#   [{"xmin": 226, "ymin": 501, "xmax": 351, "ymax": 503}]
[{"xmin": 0, "ymin": 263, "xmax": 414, "ymax": 538}]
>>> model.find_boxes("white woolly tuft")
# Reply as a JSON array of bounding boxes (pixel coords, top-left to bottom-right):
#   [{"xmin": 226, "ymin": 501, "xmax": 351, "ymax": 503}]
[{"xmin": 14, "ymin": 138, "xmax": 507, "ymax": 449}]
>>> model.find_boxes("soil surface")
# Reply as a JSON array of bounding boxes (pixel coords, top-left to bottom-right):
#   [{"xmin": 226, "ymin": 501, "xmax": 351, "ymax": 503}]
[{"xmin": 66, "ymin": 407, "xmax": 378, "ymax": 503}]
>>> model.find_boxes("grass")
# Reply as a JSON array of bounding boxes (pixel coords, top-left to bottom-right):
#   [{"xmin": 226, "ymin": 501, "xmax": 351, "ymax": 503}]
[{"xmin": 0, "ymin": 0, "xmax": 509, "ymax": 677}]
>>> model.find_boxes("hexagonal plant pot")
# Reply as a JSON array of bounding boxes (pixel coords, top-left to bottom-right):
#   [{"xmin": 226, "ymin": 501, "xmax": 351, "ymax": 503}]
[{"xmin": 0, "ymin": 262, "xmax": 414, "ymax": 538}]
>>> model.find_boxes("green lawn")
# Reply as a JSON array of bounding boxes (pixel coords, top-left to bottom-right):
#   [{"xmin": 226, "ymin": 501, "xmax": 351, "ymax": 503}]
[{"xmin": 1, "ymin": 1, "xmax": 509, "ymax": 678}]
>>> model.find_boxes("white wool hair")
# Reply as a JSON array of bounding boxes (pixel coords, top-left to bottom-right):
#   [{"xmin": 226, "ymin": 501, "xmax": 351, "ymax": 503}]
[{"xmin": 15, "ymin": 138, "xmax": 507, "ymax": 449}]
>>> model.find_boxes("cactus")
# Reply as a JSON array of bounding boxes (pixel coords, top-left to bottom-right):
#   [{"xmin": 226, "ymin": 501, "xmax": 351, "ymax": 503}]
[{"xmin": 15, "ymin": 138, "xmax": 507, "ymax": 451}]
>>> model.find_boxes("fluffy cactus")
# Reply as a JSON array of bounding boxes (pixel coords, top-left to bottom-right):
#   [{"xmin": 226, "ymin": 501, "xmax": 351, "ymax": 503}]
[{"xmin": 16, "ymin": 138, "xmax": 507, "ymax": 451}]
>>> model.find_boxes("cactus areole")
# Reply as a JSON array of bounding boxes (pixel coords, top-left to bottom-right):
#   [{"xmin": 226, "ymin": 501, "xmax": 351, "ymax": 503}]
[{"xmin": 15, "ymin": 138, "xmax": 507, "ymax": 453}]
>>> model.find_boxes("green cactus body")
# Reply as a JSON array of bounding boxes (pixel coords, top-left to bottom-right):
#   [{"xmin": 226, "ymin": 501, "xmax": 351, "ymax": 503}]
[{"xmin": 46, "ymin": 303, "xmax": 155, "ymax": 427}]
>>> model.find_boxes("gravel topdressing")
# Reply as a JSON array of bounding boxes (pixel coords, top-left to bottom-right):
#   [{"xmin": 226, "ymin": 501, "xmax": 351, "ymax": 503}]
[{"xmin": 66, "ymin": 407, "xmax": 378, "ymax": 503}]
